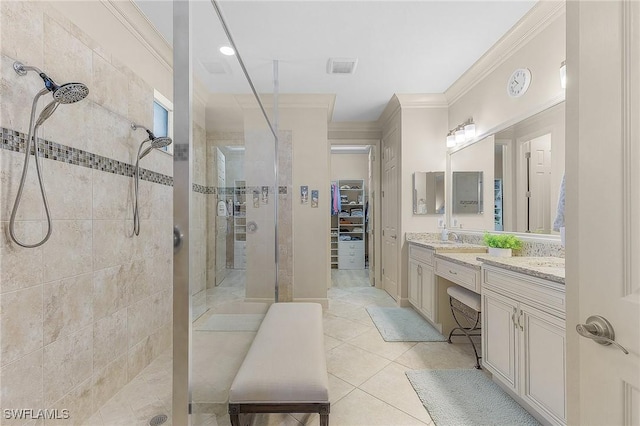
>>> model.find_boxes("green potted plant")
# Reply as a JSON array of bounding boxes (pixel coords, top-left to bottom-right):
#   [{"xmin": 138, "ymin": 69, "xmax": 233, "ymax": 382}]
[{"xmin": 483, "ymin": 232, "xmax": 522, "ymax": 257}]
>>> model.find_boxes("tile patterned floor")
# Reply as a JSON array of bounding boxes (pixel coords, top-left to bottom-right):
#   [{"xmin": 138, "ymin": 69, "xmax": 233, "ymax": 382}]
[{"xmin": 91, "ymin": 269, "xmax": 479, "ymax": 426}]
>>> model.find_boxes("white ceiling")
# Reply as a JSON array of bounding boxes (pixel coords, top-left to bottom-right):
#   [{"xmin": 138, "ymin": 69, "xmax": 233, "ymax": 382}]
[{"xmin": 134, "ymin": 0, "xmax": 537, "ymax": 123}]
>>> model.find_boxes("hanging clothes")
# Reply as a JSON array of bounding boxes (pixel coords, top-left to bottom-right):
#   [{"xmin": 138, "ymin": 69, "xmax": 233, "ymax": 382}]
[{"xmin": 330, "ymin": 182, "xmax": 341, "ymax": 215}]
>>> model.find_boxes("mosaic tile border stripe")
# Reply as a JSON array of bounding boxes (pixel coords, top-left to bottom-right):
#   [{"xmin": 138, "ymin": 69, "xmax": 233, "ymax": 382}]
[{"xmin": 1, "ymin": 127, "xmax": 173, "ymax": 187}]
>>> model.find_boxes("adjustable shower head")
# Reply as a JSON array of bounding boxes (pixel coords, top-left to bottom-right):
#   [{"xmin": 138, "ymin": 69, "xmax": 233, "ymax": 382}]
[
  {"xmin": 131, "ymin": 123, "xmax": 173, "ymax": 159},
  {"xmin": 52, "ymin": 83, "xmax": 89, "ymax": 104},
  {"xmin": 14, "ymin": 61, "xmax": 89, "ymax": 104}
]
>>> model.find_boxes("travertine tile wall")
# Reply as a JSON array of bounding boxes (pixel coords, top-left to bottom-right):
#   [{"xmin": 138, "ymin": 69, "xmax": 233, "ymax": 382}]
[{"xmin": 0, "ymin": 2, "xmax": 172, "ymax": 423}]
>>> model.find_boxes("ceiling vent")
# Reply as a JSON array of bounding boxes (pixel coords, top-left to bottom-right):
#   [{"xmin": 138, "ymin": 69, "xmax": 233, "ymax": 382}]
[
  {"xmin": 327, "ymin": 58, "xmax": 358, "ymax": 75},
  {"xmin": 201, "ymin": 60, "xmax": 231, "ymax": 75}
]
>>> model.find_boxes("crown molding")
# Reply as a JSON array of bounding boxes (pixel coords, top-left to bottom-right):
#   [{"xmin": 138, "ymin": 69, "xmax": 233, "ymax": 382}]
[
  {"xmin": 328, "ymin": 121, "xmax": 382, "ymax": 140},
  {"xmin": 395, "ymin": 93, "xmax": 449, "ymax": 108},
  {"xmin": 377, "ymin": 94, "xmax": 401, "ymax": 128},
  {"xmin": 103, "ymin": 1, "xmax": 172, "ymax": 71},
  {"xmin": 103, "ymin": 0, "xmax": 208, "ymax": 106},
  {"xmin": 445, "ymin": 1, "xmax": 566, "ymax": 105}
]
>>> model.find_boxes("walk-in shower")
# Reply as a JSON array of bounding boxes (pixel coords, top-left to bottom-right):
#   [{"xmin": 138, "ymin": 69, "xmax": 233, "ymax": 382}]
[
  {"xmin": 9, "ymin": 61, "xmax": 89, "ymax": 248},
  {"xmin": 131, "ymin": 123, "xmax": 172, "ymax": 235}
]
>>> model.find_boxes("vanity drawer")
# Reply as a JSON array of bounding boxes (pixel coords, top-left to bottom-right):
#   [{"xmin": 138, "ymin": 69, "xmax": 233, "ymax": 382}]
[
  {"xmin": 482, "ymin": 265, "xmax": 565, "ymax": 317},
  {"xmin": 435, "ymin": 258, "xmax": 480, "ymax": 293},
  {"xmin": 409, "ymin": 244, "xmax": 434, "ymax": 266}
]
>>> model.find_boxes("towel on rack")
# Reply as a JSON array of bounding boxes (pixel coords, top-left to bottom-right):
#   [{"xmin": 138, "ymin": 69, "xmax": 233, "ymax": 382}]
[{"xmin": 553, "ymin": 173, "xmax": 565, "ymax": 232}]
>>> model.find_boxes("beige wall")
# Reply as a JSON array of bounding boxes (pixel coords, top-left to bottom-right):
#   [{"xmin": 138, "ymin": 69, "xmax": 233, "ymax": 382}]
[
  {"xmin": 400, "ymin": 107, "xmax": 449, "ymax": 236},
  {"xmin": 240, "ymin": 103, "xmax": 329, "ymax": 303},
  {"xmin": 449, "ymin": 135, "xmax": 495, "ymax": 231},
  {"xmin": 447, "ymin": 11, "xmax": 566, "ymax": 139},
  {"xmin": 331, "ymin": 153, "xmax": 368, "ymax": 185},
  {"xmin": 0, "ymin": 1, "xmax": 173, "ymax": 421}
]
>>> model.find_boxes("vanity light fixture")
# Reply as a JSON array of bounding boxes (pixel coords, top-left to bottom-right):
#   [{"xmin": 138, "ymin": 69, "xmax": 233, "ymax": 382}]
[
  {"xmin": 446, "ymin": 131, "xmax": 456, "ymax": 148},
  {"xmin": 455, "ymin": 126, "xmax": 466, "ymax": 144},
  {"xmin": 464, "ymin": 119, "xmax": 476, "ymax": 140},
  {"xmin": 220, "ymin": 46, "xmax": 235, "ymax": 56},
  {"xmin": 560, "ymin": 60, "xmax": 567, "ymax": 89},
  {"xmin": 446, "ymin": 117, "xmax": 477, "ymax": 148}
]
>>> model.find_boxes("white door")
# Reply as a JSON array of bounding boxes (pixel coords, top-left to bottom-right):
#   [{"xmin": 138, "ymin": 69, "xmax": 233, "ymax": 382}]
[
  {"xmin": 382, "ymin": 127, "xmax": 399, "ymax": 300},
  {"xmin": 527, "ymin": 134, "xmax": 552, "ymax": 233},
  {"xmin": 567, "ymin": 1, "xmax": 640, "ymax": 424}
]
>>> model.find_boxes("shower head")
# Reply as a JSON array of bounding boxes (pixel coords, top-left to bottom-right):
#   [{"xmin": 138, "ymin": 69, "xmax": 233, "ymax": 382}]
[
  {"xmin": 132, "ymin": 123, "xmax": 173, "ymax": 159},
  {"xmin": 53, "ymin": 82, "xmax": 89, "ymax": 104},
  {"xmin": 13, "ymin": 61, "xmax": 89, "ymax": 104},
  {"xmin": 139, "ymin": 137, "xmax": 173, "ymax": 159},
  {"xmin": 35, "ymin": 100, "xmax": 60, "ymax": 127}
]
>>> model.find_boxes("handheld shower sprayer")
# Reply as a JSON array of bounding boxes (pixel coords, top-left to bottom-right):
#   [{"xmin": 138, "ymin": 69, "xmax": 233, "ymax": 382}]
[
  {"xmin": 9, "ymin": 62, "xmax": 89, "ymax": 248},
  {"xmin": 131, "ymin": 123, "xmax": 173, "ymax": 235}
]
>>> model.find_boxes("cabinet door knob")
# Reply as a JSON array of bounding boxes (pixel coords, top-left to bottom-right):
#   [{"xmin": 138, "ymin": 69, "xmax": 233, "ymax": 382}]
[{"xmin": 576, "ymin": 315, "xmax": 629, "ymax": 355}]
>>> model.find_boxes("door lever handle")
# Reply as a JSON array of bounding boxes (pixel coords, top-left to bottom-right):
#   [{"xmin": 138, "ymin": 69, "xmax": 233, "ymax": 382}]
[{"xmin": 576, "ymin": 315, "xmax": 629, "ymax": 355}]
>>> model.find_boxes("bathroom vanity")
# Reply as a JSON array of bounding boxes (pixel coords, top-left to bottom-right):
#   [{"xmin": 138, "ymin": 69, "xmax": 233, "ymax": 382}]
[
  {"xmin": 407, "ymin": 236, "xmax": 566, "ymax": 426},
  {"xmin": 481, "ymin": 257, "xmax": 566, "ymax": 426},
  {"xmin": 406, "ymin": 236, "xmax": 486, "ymax": 334}
]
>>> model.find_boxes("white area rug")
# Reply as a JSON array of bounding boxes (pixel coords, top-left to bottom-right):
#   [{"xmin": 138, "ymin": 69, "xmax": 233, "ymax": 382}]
[
  {"xmin": 366, "ymin": 307, "xmax": 447, "ymax": 342},
  {"xmin": 406, "ymin": 369, "xmax": 540, "ymax": 425},
  {"xmin": 196, "ymin": 314, "xmax": 264, "ymax": 332}
]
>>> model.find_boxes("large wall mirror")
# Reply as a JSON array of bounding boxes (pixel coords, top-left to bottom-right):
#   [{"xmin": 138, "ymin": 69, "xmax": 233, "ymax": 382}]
[{"xmin": 448, "ymin": 101, "xmax": 565, "ymax": 234}]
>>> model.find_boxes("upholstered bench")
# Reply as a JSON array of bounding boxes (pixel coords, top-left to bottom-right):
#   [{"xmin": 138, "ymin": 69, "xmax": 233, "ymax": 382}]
[{"xmin": 228, "ymin": 302, "xmax": 330, "ymax": 426}]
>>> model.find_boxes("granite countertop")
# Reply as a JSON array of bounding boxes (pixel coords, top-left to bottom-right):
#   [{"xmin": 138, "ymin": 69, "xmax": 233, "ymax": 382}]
[
  {"xmin": 434, "ymin": 252, "xmax": 484, "ymax": 270},
  {"xmin": 479, "ymin": 256, "xmax": 565, "ymax": 285},
  {"xmin": 406, "ymin": 233, "xmax": 486, "ymax": 253}
]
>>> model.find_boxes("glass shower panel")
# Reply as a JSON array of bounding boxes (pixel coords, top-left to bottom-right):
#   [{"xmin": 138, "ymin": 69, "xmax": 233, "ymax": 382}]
[{"xmin": 182, "ymin": 2, "xmax": 278, "ymax": 424}]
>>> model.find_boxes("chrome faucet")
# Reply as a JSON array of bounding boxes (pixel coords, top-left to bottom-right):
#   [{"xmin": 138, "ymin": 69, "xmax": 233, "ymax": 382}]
[{"xmin": 449, "ymin": 232, "xmax": 461, "ymax": 243}]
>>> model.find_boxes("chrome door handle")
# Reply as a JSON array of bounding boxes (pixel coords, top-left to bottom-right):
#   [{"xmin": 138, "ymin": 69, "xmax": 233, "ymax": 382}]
[
  {"xmin": 576, "ymin": 315, "xmax": 629, "ymax": 355},
  {"xmin": 512, "ymin": 307, "xmax": 518, "ymax": 328}
]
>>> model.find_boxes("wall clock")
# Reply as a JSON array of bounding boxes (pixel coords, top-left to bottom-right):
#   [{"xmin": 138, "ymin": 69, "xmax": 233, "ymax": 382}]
[{"xmin": 507, "ymin": 68, "xmax": 531, "ymax": 98}]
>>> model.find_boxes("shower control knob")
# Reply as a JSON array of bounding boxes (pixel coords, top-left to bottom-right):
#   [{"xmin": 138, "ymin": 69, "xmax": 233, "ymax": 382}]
[
  {"xmin": 173, "ymin": 226, "xmax": 184, "ymax": 251},
  {"xmin": 247, "ymin": 221, "xmax": 258, "ymax": 234}
]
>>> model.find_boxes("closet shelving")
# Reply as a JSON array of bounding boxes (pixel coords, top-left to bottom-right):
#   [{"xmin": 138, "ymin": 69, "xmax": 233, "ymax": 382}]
[
  {"xmin": 332, "ymin": 179, "xmax": 365, "ymax": 270},
  {"xmin": 234, "ymin": 180, "xmax": 247, "ymax": 269}
]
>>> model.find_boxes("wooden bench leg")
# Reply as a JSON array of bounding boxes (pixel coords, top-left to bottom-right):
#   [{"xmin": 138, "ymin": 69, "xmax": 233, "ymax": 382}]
[
  {"xmin": 319, "ymin": 403, "xmax": 330, "ymax": 426},
  {"xmin": 229, "ymin": 404, "xmax": 240, "ymax": 426},
  {"xmin": 320, "ymin": 413, "xmax": 329, "ymax": 426}
]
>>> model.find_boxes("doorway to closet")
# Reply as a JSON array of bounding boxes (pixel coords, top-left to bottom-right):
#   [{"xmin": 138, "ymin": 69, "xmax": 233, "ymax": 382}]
[{"xmin": 330, "ymin": 144, "xmax": 377, "ymax": 288}]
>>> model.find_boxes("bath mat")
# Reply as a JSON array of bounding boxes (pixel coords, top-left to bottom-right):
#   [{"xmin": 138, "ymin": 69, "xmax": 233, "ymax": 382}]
[
  {"xmin": 406, "ymin": 369, "xmax": 540, "ymax": 426},
  {"xmin": 366, "ymin": 307, "xmax": 447, "ymax": 342},
  {"xmin": 196, "ymin": 314, "xmax": 264, "ymax": 332}
]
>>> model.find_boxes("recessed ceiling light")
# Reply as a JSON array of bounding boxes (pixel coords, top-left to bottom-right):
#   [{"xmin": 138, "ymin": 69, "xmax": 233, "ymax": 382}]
[{"xmin": 219, "ymin": 46, "xmax": 235, "ymax": 56}]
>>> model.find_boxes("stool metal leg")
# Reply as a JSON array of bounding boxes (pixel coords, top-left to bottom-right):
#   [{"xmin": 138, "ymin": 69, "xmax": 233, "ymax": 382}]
[{"xmin": 447, "ymin": 296, "xmax": 482, "ymax": 369}]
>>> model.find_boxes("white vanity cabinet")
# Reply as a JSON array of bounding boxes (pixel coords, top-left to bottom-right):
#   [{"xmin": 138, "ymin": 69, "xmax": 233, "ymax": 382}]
[
  {"xmin": 408, "ymin": 245, "xmax": 436, "ymax": 323},
  {"xmin": 482, "ymin": 264, "xmax": 566, "ymax": 426}
]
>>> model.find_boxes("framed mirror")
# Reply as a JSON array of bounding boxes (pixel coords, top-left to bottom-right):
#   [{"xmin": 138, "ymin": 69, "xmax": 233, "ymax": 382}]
[
  {"xmin": 413, "ymin": 171, "xmax": 445, "ymax": 215},
  {"xmin": 448, "ymin": 101, "xmax": 565, "ymax": 235},
  {"xmin": 452, "ymin": 171, "xmax": 483, "ymax": 214}
]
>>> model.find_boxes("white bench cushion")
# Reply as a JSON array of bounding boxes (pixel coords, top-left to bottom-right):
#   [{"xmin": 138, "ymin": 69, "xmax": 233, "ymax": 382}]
[
  {"xmin": 447, "ymin": 285, "xmax": 481, "ymax": 312},
  {"xmin": 229, "ymin": 302, "xmax": 329, "ymax": 404}
]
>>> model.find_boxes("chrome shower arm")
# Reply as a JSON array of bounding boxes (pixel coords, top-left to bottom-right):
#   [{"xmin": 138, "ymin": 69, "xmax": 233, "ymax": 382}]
[{"xmin": 13, "ymin": 61, "xmax": 43, "ymax": 76}]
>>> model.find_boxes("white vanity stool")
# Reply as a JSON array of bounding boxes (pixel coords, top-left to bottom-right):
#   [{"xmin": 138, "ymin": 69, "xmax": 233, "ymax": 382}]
[{"xmin": 447, "ymin": 285, "xmax": 482, "ymax": 369}]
